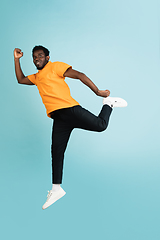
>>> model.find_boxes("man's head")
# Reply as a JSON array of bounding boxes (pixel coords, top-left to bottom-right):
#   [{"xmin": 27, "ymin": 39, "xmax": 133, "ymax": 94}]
[{"xmin": 32, "ymin": 45, "xmax": 50, "ymax": 70}]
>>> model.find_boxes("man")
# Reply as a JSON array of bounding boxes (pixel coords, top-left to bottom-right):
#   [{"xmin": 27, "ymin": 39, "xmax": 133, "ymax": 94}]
[{"xmin": 14, "ymin": 45, "xmax": 127, "ymax": 210}]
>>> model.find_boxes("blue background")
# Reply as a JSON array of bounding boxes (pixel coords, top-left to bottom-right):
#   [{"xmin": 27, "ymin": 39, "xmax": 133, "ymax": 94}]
[{"xmin": 1, "ymin": 0, "xmax": 160, "ymax": 239}]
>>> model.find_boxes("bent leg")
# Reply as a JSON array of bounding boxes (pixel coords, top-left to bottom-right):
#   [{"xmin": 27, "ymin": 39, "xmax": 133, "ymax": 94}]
[{"xmin": 73, "ymin": 104, "xmax": 112, "ymax": 132}]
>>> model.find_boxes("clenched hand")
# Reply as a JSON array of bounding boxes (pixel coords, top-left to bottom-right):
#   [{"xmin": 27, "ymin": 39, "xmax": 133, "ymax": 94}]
[{"xmin": 14, "ymin": 48, "xmax": 23, "ymax": 59}]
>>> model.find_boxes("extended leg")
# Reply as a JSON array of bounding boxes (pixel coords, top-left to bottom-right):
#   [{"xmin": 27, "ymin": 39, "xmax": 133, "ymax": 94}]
[{"xmin": 51, "ymin": 118, "xmax": 73, "ymax": 184}]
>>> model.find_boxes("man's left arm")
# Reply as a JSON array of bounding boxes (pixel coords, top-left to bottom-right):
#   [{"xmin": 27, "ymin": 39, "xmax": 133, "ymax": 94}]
[{"xmin": 64, "ymin": 68, "xmax": 110, "ymax": 98}]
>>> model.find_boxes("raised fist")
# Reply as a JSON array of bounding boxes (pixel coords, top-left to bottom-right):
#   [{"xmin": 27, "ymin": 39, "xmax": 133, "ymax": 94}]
[{"xmin": 14, "ymin": 48, "xmax": 23, "ymax": 59}]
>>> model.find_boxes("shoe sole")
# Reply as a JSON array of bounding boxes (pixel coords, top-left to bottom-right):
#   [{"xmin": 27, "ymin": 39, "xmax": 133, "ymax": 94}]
[
  {"xmin": 103, "ymin": 97, "xmax": 127, "ymax": 107},
  {"xmin": 42, "ymin": 190, "xmax": 66, "ymax": 210},
  {"xmin": 111, "ymin": 97, "xmax": 127, "ymax": 107}
]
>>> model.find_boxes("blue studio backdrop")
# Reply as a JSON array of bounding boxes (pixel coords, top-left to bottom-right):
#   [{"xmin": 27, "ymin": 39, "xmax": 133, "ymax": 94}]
[{"xmin": 0, "ymin": 0, "xmax": 160, "ymax": 239}]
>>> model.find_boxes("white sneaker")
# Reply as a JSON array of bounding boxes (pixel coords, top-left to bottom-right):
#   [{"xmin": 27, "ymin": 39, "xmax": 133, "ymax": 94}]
[
  {"xmin": 42, "ymin": 187, "xmax": 66, "ymax": 210},
  {"xmin": 103, "ymin": 97, "xmax": 128, "ymax": 108}
]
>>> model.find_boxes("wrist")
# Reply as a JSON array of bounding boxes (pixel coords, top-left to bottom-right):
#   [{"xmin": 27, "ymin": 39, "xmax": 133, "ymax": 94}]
[
  {"xmin": 14, "ymin": 57, "xmax": 20, "ymax": 62},
  {"xmin": 96, "ymin": 89, "xmax": 100, "ymax": 96},
  {"xmin": 14, "ymin": 56, "xmax": 22, "ymax": 61}
]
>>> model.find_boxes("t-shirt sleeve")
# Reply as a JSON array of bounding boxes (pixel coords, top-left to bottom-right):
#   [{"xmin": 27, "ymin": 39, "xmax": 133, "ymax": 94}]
[
  {"xmin": 27, "ymin": 74, "xmax": 37, "ymax": 85},
  {"xmin": 52, "ymin": 62, "xmax": 72, "ymax": 78}
]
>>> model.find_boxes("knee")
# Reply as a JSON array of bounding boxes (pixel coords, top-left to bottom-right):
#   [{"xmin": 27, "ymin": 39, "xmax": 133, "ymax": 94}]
[{"xmin": 97, "ymin": 122, "xmax": 108, "ymax": 132}]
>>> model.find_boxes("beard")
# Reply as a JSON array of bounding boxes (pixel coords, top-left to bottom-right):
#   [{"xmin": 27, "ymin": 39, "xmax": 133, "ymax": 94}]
[{"xmin": 35, "ymin": 60, "xmax": 49, "ymax": 70}]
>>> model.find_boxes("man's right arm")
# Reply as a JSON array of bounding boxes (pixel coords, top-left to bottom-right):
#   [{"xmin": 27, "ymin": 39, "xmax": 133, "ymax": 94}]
[{"xmin": 14, "ymin": 48, "xmax": 34, "ymax": 85}]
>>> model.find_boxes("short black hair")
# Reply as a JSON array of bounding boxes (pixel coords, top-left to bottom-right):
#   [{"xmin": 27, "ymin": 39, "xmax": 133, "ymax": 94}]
[{"xmin": 32, "ymin": 45, "xmax": 50, "ymax": 57}]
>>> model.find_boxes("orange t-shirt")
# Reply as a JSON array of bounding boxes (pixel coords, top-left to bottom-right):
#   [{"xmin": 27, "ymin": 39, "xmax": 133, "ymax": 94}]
[{"xmin": 28, "ymin": 61, "xmax": 80, "ymax": 118}]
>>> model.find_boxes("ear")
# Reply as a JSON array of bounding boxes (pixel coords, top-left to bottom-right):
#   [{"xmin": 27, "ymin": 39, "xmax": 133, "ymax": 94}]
[{"xmin": 46, "ymin": 56, "xmax": 50, "ymax": 61}]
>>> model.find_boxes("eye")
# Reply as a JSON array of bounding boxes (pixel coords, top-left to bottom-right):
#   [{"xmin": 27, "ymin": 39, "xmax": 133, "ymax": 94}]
[{"xmin": 39, "ymin": 54, "xmax": 45, "ymax": 58}]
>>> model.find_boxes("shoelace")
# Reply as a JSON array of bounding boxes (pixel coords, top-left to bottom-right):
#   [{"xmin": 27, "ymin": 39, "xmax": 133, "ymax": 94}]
[{"xmin": 46, "ymin": 190, "xmax": 52, "ymax": 201}]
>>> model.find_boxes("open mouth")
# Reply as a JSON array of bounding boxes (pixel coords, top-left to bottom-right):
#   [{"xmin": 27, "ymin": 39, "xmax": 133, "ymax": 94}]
[{"xmin": 35, "ymin": 61, "xmax": 44, "ymax": 70}]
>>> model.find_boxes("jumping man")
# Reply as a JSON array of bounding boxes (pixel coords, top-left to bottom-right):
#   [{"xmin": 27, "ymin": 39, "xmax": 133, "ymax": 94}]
[{"xmin": 14, "ymin": 46, "xmax": 127, "ymax": 210}]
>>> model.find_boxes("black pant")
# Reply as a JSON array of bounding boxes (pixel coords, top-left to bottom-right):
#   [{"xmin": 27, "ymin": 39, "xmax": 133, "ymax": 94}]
[{"xmin": 50, "ymin": 105, "xmax": 112, "ymax": 184}]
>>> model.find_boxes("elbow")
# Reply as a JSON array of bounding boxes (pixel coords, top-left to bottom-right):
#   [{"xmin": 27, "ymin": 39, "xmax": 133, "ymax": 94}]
[
  {"xmin": 78, "ymin": 72, "xmax": 86, "ymax": 80},
  {"xmin": 79, "ymin": 72, "xmax": 85, "ymax": 77},
  {"xmin": 17, "ymin": 80, "xmax": 22, "ymax": 84},
  {"xmin": 17, "ymin": 77, "xmax": 25, "ymax": 84}
]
